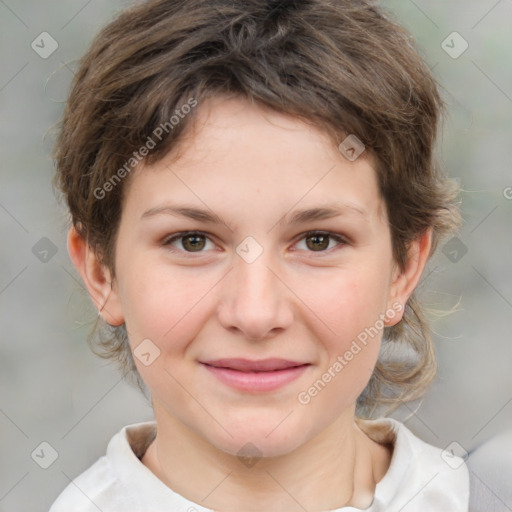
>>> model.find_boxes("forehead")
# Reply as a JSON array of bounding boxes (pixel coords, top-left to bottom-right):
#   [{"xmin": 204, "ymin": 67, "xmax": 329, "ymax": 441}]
[{"xmin": 125, "ymin": 95, "xmax": 386, "ymax": 224}]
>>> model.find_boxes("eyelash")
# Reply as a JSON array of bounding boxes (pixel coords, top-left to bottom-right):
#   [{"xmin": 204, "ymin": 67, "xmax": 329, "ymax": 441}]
[{"xmin": 161, "ymin": 230, "xmax": 349, "ymax": 256}]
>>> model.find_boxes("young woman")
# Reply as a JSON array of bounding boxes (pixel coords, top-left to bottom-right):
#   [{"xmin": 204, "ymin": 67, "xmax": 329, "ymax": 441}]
[{"xmin": 49, "ymin": 0, "xmax": 469, "ymax": 510}]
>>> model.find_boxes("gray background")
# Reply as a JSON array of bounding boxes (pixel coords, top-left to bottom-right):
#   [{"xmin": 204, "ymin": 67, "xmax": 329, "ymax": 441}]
[{"xmin": 1, "ymin": 1, "xmax": 511, "ymax": 511}]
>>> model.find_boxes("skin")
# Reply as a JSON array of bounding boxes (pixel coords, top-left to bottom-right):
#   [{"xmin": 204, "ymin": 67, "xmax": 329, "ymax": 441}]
[{"xmin": 69, "ymin": 95, "xmax": 432, "ymax": 511}]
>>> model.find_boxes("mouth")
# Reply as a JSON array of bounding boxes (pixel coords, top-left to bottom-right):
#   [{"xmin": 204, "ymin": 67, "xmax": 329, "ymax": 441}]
[{"xmin": 199, "ymin": 358, "xmax": 311, "ymax": 392}]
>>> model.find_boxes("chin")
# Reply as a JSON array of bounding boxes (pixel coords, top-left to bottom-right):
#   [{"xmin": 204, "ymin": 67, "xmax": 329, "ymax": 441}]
[
  {"xmin": 213, "ymin": 433, "xmax": 302, "ymax": 460},
  {"xmin": 202, "ymin": 414, "xmax": 311, "ymax": 459}
]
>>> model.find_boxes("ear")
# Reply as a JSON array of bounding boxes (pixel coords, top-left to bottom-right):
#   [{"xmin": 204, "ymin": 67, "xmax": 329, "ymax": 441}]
[
  {"xmin": 385, "ymin": 228, "xmax": 433, "ymax": 326},
  {"xmin": 67, "ymin": 226, "xmax": 124, "ymax": 326}
]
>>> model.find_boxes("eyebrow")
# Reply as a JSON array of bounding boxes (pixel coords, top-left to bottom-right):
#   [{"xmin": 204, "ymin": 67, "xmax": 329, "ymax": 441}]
[{"xmin": 140, "ymin": 202, "xmax": 369, "ymax": 225}]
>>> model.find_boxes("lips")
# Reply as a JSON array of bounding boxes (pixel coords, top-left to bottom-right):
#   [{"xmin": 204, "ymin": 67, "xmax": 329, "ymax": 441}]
[
  {"xmin": 200, "ymin": 358, "xmax": 309, "ymax": 372},
  {"xmin": 200, "ymin": 358, "xmax": 311, "ymax": 392}
]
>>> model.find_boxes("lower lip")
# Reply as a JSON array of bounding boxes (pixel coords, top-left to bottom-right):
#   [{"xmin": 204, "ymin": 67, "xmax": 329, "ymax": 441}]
[{"xmin": 201, "ymin": 363, "xmax": 309, "ymax": 392}]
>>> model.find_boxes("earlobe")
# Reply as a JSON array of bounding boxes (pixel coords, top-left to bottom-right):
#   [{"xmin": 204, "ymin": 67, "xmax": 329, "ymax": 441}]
[
  {"xmin": 67, "ymin": 226, "xmax": 125, "ymax": 326},
  {"xmin": 385, "ymin": 228, "xmax": 433, "ymax": 327}
]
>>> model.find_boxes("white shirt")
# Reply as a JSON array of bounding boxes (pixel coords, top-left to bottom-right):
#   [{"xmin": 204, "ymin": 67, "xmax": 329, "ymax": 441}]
[{"xmin": 49, "ymin": 418, "xmax": 469, "ymax": 511}]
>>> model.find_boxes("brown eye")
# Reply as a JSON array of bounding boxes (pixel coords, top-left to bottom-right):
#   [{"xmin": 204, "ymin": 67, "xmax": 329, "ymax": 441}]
[
  {"xmin": 305, "ymin": 233, "xmax": 330, "ymax": 251},
  {"xmin": 295, "ymin": 231, "xmax": 347, "ymax": 253},
  {"xmin": 163, "ymin": 232, "xmax": 212, "ymax": 253},
  {"xmin": 181, "ymin": 234, "xmax": 206, "ymax": 251}
]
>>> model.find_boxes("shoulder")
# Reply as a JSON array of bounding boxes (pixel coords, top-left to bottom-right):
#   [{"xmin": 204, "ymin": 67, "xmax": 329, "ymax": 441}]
[
  {"xmin": 48, "ymin": 421, "xmax": 211, "ymax": 512},
  {"xmin": 48, "ymin": 454, "xmax": 135, "ymax": 512},
  {"xmin": 466, "ymin": 427, "xmax": 512, "ymax": 512},
  {"xmin": 357, "ymin": 417, "xmax": 470, "ymax": 512},
  {"xmin": 48, "ymin": 422, "xmax": 154, "ymax": 512}
]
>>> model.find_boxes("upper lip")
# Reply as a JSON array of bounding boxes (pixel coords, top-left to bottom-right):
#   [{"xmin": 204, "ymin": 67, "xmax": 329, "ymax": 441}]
[{"xmin": 200, "ymin": 358, "xmax": 310, "ymax": 372}]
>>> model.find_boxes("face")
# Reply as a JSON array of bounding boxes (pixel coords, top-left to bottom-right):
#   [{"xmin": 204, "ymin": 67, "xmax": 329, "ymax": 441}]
[{"xmin": 97, "ymin": 96, "xmax": 409, "ymax": 457}]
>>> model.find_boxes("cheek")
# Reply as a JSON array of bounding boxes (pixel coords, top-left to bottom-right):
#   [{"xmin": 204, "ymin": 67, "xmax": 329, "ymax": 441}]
[
  {"xmin": 119, "ymin": 265, "xmax": 217, "ymax": 397},
  {"xmin": 118, "ymin": 262, "xmax": 215, "ymax": 349},
  {"xmin": 297, "ymin": 262, "xmax": 390, "ymax": 402},
  {"xmin": 307, "ymin": 264, "xmax": 391, "ymax": 344}
]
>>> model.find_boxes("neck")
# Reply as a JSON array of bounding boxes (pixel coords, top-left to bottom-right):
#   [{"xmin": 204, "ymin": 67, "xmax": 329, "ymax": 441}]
[{"xmin": 142, "ymin": 402, "xmax": 388, "ymax": 511}]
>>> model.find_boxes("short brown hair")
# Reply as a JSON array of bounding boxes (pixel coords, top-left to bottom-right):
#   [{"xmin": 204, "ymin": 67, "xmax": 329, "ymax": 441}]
[{"xmin": 52, "ymin": 0, "xmax": 461, "ymax": 416}]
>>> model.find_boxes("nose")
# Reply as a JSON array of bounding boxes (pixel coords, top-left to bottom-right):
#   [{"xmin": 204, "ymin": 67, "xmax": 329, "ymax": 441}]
[{"xmin": 216, "ymin": 245, "xmax": 294, "ymax": 342}]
